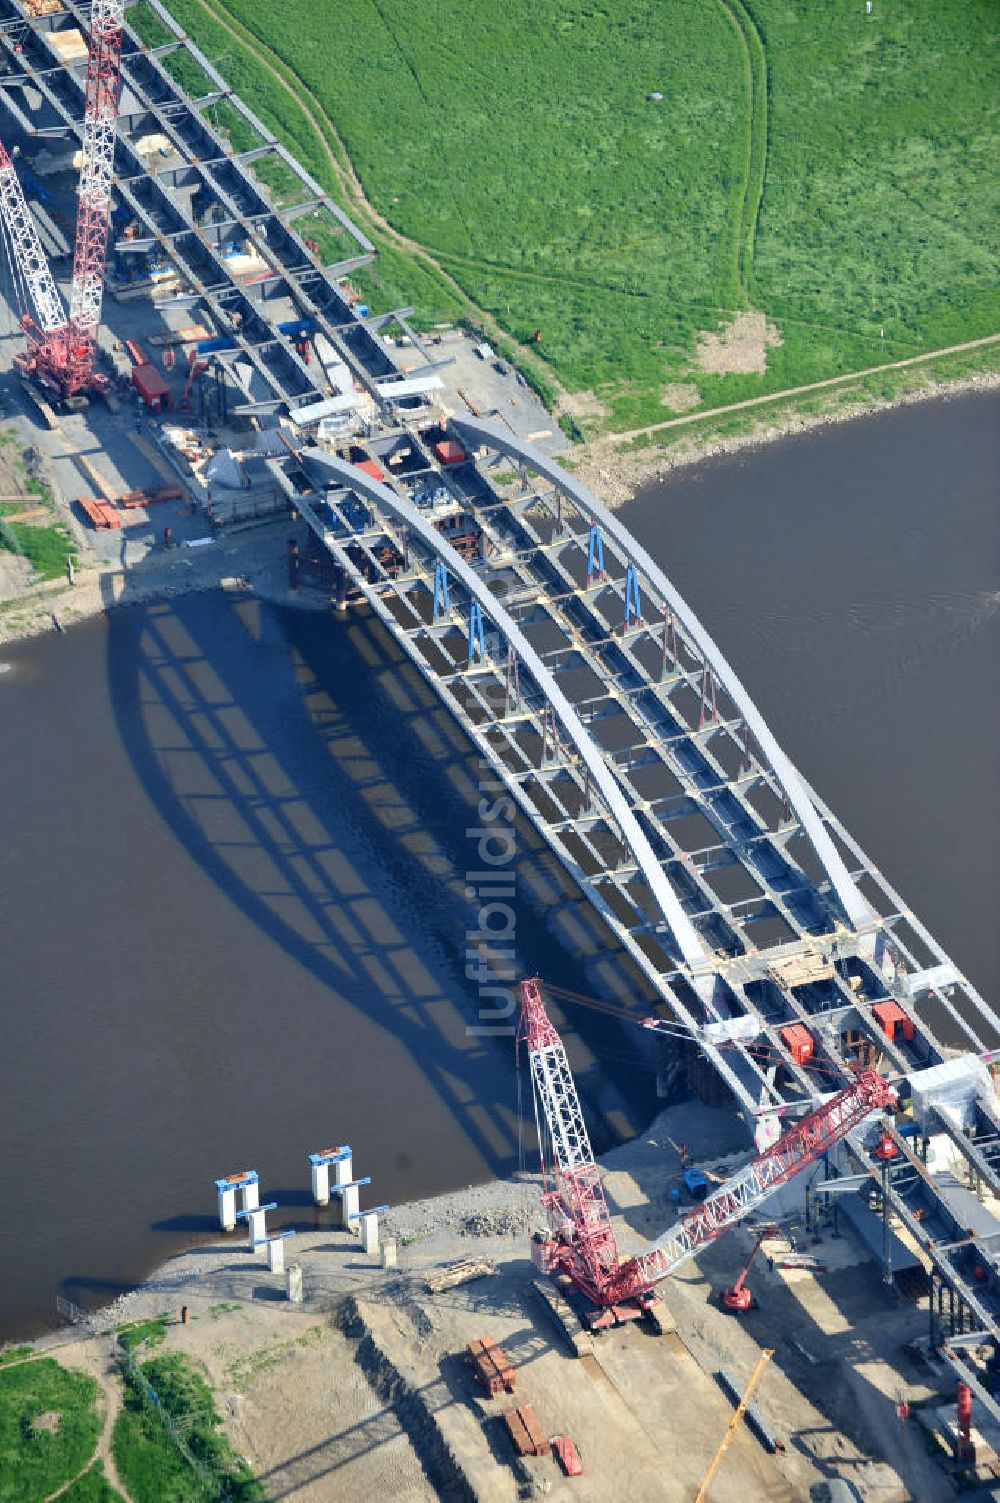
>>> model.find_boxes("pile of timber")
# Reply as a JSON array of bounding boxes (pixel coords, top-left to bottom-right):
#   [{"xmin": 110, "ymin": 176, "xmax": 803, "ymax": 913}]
[{"xmin": 424, "ymin": 1256, "xmax": 496, "ymax": 1294}]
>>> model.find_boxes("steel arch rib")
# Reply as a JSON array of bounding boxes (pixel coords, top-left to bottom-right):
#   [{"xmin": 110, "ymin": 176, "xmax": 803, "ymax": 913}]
[
  {"xmin": 301, "ymin": 447, "xmax": 710, "ymax": 968},
  {"xmin": 451, "ymin": 417, "xmax": 875, "ymax": 935}
]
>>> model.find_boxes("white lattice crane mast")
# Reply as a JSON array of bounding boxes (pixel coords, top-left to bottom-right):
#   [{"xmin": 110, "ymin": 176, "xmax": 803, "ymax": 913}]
[
  {"xmin": 518, "ymin": 977, "xmax": 897, "ymax": 1314},
  {"xmin": 65, "ymin": 0, "xmax": 125, "ymax": 386}
]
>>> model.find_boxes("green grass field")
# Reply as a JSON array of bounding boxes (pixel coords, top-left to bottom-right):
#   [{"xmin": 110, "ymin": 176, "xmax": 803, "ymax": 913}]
[
  {"xmin": 0, "ymin": 1358, "xmax": 101, "ymax": 1503},
  {"xmin": 144, "ymin": 0, "xmax": 998, "ymax": 433}
]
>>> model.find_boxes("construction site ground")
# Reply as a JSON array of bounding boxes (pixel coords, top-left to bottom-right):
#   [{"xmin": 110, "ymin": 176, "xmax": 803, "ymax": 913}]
[{"xmin": 32, "ymin": 1099, "xmax": 995, "ymax": 1503}]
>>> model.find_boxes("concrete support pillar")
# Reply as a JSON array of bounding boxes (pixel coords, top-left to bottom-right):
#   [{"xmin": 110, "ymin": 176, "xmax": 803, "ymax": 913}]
[
  {"xmin": 334, "ymin": 1154, "xmax": 353, "ymax": 1189},
  {"xmin": 217, "ymin": 1185, "xmax": 236, "ymax": 1232},
  {"xmin": 361, "ymin": 1212, "xmax": 379, "ymax": 1257},
  {"xmin": 286, "ymin": 1264, "xmax": 303, "ymax": 1303},
  {"xmin": 246, "ymin": 1207, "xmax": 268, "ymax": 1249},
  {"xmin": 381, "ymin": 1239, "xmax": 397, "ymax": 1270},
  {"xmin": 311, "ymin": 1160, "xmax": 330, "ymax": 1206},
  {"xmin": 341, "ymin": 1184, "xmax": 360, "ymax": 1229},
  {"xmin": 267, "ymin": 1238, "xmax": 286, "ymax": 1275},
  {"xmin": 242, "ymin": 1180, "xmax": 260, "ymax": 1213}
]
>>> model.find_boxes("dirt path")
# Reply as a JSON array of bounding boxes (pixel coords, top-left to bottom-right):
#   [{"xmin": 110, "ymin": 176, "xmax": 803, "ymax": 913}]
[
  {"xmin": 590, "ymin": 330, "xmax": 1000, "ymax": 449},
  {"xmin": 197, "ymin": 0, "xmax": 565, "ymax": 399},
  {"xmin": 52, "ymin": 1337, "xmax": 131, "ymax": 1502}
]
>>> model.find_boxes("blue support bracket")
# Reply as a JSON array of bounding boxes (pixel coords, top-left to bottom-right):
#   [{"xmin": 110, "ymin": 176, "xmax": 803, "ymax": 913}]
[
  {"xmin": 467, "ymin": 601, "xmax": 486, "ymax": 665},
  {"xmin": 236, "ymin": 1202, "xmax": 277, "ymax": 1221},
  {"xmin": 309, "ymin": 1147, "xmax": 351, "ymax": 1167},
  {"xmin": 330, "ymin": 1177, "xmax": 371, "ymax": 1196},
  {"xmin": 433, "ymin": 560, "xmax": 450, "ymax": 621},
  {"xmin": 624, "ymin": 563, "xmax": 643, "ymax": 631},
  {"xmin": 215, "ymin": 1169, "xmax": 258, "ymax": 1193},
  {"xmin": 587, "ymin": 522, "xmax": 605, "ymax": 587},
  {"xmin": 348, "ymin": 1203, "xmax": 390, "ymax": 1222}
]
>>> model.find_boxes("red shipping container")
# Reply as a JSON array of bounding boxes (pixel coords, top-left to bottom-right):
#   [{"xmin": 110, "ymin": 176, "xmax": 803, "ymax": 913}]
[
  {"xmin": 132, "ymin": 362, "xmax": 171, "ymax": 412},
  {"xmin": 779, "ymin": 1023, "xmax": 814, "ymax": 1066},
  {"xmin": 434, "ymin": 439, "xmax": 466, "ymax": 466},
  {"xmin": 872, "ymin": 999, "xmax": 915, "ymax": 1043}
]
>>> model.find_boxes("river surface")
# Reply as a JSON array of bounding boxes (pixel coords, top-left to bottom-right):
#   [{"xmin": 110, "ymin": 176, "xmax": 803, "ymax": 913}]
[{"xmin": 0, "ymin": 389, "xmax": 997, "ymax": 1340}]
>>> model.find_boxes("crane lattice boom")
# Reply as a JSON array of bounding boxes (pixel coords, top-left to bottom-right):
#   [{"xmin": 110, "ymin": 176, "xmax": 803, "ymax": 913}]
[
  {"xmin": 0, "ymin": 143, "xmax": 67, "ymax": 335},
  {"xmin": 518, "ymin": 976, "xmax": 622, "ymax": 1304},
  {"xmin": 518, "ymin": 976, "xmax": 897, "ymax": 1312},
  {"xmin": 68, "ymin": 0, "xmax": 124, "ymax": 357}
]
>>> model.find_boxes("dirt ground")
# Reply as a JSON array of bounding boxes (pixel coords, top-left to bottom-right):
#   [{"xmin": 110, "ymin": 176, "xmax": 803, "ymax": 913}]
[
  {"xmin": 695, "ymin": 311, "xmax": 783, "ymax": 377},
  {"xmin": 50, "ymin": 1098, "xmax": 977, "ymax": 1503}
]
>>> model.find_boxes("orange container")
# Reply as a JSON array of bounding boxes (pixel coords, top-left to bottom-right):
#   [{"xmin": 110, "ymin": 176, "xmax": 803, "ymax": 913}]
[{"xmin": 780, "ymin": 1023, "xmax": 814, "ymax": 1066}]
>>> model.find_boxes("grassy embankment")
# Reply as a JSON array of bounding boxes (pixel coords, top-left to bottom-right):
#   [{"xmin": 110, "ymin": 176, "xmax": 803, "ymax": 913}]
[
  {"xmin": 0, "ymin": 1356, "xmax": 116, "ymax": 1503},
  {"xmin": 114, "ymin": 1348, "xmax": 263, "ymax": 1503},
  {"xmin": 135, "ymin": 0, "xmax": 998, "ymax": 441},
  {"xmin": 0, "ymin": 431, "xmax": 77, "ymax": 580}
]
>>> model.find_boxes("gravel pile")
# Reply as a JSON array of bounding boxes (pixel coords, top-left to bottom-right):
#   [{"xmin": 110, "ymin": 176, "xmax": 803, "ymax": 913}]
[{"xmin": 458, "ymin": 1206, "xmax": 529, "ymax": 1238}]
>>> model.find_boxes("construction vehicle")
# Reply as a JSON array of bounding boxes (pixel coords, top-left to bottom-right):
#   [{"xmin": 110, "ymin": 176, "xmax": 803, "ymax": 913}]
[
  {"xmin": 0, "ymin": 1, "xmax": 124, "ymax": 400},
  {"xmin": 517, "ymin": 976, "xmax": 896, "ymax": 1327},
  {"xmin": 720, "ymin": 1223, "xmax": 777, "ymax": 1312}
]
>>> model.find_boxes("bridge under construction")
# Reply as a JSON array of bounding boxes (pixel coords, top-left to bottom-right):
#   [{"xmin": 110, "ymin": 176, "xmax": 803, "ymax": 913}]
[
  {"xmin": 1, "ymin": 0, "xmax": 999, "ymax": 1447},
  {"xmin": 270, "ymin": 413, "xmax": 1000, "ymax": 1415}
]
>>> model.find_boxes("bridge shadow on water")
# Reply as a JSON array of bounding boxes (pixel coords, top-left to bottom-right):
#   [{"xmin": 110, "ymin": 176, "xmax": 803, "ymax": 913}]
[{"xmin": 104, "ymin": 587, "xmax": 660, "ymax": 1229}]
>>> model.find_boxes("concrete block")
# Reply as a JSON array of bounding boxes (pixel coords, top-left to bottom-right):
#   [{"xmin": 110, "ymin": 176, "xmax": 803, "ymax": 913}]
[
  {"xmin": 286, "ymin": 1264, "xmax": 303, "ymax": 1303},
  {"xmin": 267, "ymin": 1237, "xmax": 286, "ymax": 1275},
  {"xmin": 381, "ymin": 1239, "xmax": 397, "ymax": 1270}
]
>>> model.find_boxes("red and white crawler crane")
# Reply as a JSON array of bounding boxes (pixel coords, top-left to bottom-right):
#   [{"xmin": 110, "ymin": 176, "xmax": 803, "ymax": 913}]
[
  {"xmin": 517, "ymin": 976, "xmax": 897, "ymax": 1327},
  {"xmin": 0, "ymin": 0, "xmax": 124, "ymax": 399}
]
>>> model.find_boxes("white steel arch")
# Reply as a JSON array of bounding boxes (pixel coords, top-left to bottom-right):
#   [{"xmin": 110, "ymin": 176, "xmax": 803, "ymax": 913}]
[
  {"xmin": 301, "ymin": 447, "xmax": 711, "ymax": 969},
  {"xmin": 452, "ymin": 417, "xmax": 876, "ymax": 937}
]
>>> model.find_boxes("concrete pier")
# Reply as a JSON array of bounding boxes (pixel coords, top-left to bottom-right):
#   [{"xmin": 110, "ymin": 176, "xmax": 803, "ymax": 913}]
[
  {"xmin": 215, "ymin": 1170, "xmax": 259, "ymax": 1232},
  {"xmin": 237, "ymin": 1200, "xmax": 277, "ymax": 1250},
  {"xmin": 286, "ymin": 1264, "xmax": 303, "ymax": 1303},
  {"xmin": 382, "ymin": 1239, "xmax": 398, "ymax": 1270},
  {"xmin": 361, "ymin": 1212, "xmax": 380, "ymax": 1257},
  {"xmin": 266, "ymin": 1231, "xmax": 295, "ymax": 1275},
  {"xmin": 349, "ymin": 1204, "xmax": 390, "ymax": 1258},
  {"xmin": 331, "ymin": 1175, "xmax": 370, "ymax": 1229},
  {"xmin": 342, "ymin": 1184, "xmax": 360, "ymax": 1229},
  {"xmin": 309, "ymin": 1146, "xmax": 352, "ymax": 1207}
]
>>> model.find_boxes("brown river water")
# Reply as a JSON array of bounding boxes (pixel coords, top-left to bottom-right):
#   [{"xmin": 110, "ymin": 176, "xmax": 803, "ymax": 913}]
[{"xmin": 0, "ymin": 390, "xmax": 996, "ymax": 1339}]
